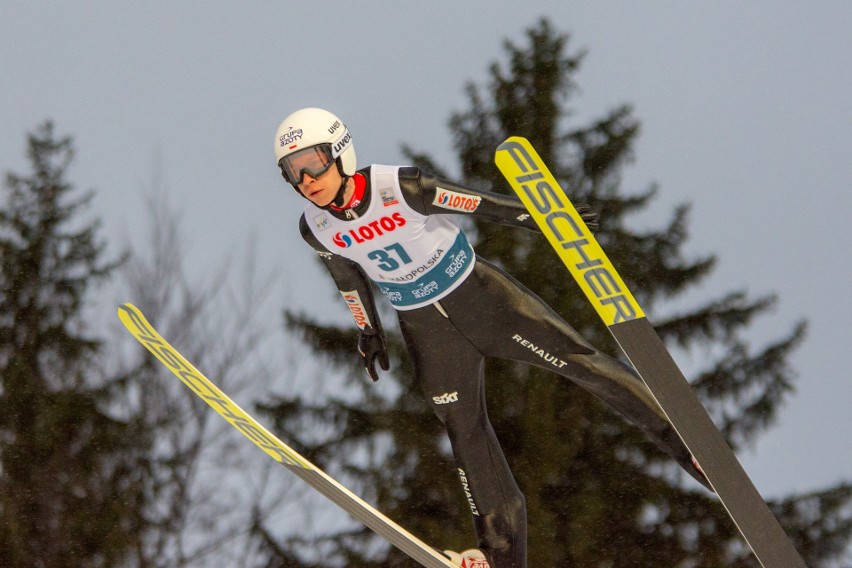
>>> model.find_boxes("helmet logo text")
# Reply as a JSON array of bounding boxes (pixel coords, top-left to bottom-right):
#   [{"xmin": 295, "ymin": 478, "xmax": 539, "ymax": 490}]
[
  {"xmin": 279, "ymin": 127, "xmax": 303, "ymax": 147},
  {"xmin": 333, "ymin": 130, "xmax": 352, "ymax": 156}
]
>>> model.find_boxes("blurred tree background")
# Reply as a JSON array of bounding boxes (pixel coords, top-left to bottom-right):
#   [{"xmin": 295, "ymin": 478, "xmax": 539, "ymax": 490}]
[
  {"xmin": 0, "ymin": 122, "xmax": 151, "ymax": 567},
  {"xmin": 1, "ymin": 17, "xmax": 849, "ymax": 568},
  {"xmin": 0, "ymin": 123, "xmax": 285, "ymax": 567}
]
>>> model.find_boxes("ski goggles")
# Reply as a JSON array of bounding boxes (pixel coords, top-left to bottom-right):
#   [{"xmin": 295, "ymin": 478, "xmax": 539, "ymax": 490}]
[{"xmin": 278, "ymin": 144, "xmax": 336, "ymax": 185}]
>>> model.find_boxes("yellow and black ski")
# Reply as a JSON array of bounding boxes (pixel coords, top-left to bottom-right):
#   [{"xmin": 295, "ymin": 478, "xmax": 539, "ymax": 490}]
[
  {"xmin": 495, "ymin": 137, "xmax": 807, "ymax": 568},
  {"xmin": 117, "ymin": 303, "xmax": 456, "ymax": 568}
]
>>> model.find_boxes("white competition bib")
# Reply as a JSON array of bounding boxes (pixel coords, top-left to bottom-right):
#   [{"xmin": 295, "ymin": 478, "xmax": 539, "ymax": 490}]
[{"xmin": 305, "ymin": 165, "xmax": 475, "ymax": 310}]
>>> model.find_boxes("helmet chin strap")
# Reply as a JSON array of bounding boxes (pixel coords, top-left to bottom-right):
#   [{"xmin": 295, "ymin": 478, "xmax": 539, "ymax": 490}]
[
  {"xmin": 319, "ymin": 159, "xmax": 352, "ymax": 211},
  {"xmin": 326, "ymin": 175, "xmax": 350, "ymax": 209}
]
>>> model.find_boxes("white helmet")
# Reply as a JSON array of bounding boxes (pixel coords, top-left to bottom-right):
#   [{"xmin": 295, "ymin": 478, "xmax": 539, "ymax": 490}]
[{"xmin": 274, "ymin": 107, "xmax": 356, "ymax": 188}]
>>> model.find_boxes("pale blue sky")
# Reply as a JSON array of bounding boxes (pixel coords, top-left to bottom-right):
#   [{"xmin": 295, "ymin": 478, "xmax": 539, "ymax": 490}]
[{"xmin": 2, "ymin": 1, "xmax": 850, "ymax": 504}]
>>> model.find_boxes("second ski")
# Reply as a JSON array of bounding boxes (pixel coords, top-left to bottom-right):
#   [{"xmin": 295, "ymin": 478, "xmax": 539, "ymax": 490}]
[{"xmin": 118, "ymin": 303, "xmax": 457, "ymax": 568}]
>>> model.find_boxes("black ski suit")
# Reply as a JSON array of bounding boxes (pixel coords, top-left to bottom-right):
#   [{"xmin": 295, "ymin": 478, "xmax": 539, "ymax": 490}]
[{"xmin": 298, "ymin": 166, "xmax": 710, "ymax": 568}]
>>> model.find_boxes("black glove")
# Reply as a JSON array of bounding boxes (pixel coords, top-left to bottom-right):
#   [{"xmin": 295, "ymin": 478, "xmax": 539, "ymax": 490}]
[
  {"xmin": 575, "ymin": 203, "xmax": 600, "ymax": 233},
  {"xmin": 358, "ymin": 329, "xmax": 389, "ymax": 382}
]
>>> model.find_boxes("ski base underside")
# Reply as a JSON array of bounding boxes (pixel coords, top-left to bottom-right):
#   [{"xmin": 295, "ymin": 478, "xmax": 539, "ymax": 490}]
[{"xmin": 612, "ymin": 317, "xmax": 806, "ymax": 568}]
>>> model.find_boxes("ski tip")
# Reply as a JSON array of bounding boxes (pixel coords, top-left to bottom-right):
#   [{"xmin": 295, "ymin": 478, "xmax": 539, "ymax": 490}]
[
  {"xmin": 116, "ymin": 304, "xmax": 149, "ymax": 332},
  {"xmin": 496, "ymin": 135, "xmax": 530, "ymax": 152}
]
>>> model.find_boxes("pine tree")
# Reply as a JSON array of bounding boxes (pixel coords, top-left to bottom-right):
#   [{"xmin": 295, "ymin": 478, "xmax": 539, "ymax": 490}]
[
  {"xmin": 0, "ymin": 122, "xmax": 150, "ymax": 567},
  {"xmin": 259, "ymin": 19, "xmax": 851, "ymax": 567}
]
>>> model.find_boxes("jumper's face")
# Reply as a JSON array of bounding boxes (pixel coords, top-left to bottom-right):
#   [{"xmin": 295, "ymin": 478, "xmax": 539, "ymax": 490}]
[
  {"xmin": 294, "ymin": 157, "xmax": 343, "ymax": 207},
  {"xmin": 278, "ymin": 143, "xmax": 341, "ymax": 207}
]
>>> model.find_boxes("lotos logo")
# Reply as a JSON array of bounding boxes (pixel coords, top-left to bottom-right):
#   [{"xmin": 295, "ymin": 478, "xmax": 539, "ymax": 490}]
[
  {"xmin": 433, "ymin": 188, "xmax": 482, "ymax": 213},
  {"xmin": 278, "ymin": 127, "xmax": 303, "ymax": 147},
  {"xmin": 341, "ymin": 290, "xmax": 371, "ymax": 329},
  {"xmin": 332, "ymin": 212, "xmax": 406, "ymax": 248},
  {"xmin": 332, "ymin": 233, "xmax": 354, "ymax": 248}
]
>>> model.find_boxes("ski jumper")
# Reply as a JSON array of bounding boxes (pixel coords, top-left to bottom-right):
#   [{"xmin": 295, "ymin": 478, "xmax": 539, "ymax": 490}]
[{"xmin": 299, "ymin": 165, "xmax": 710, "ymax": 568}]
